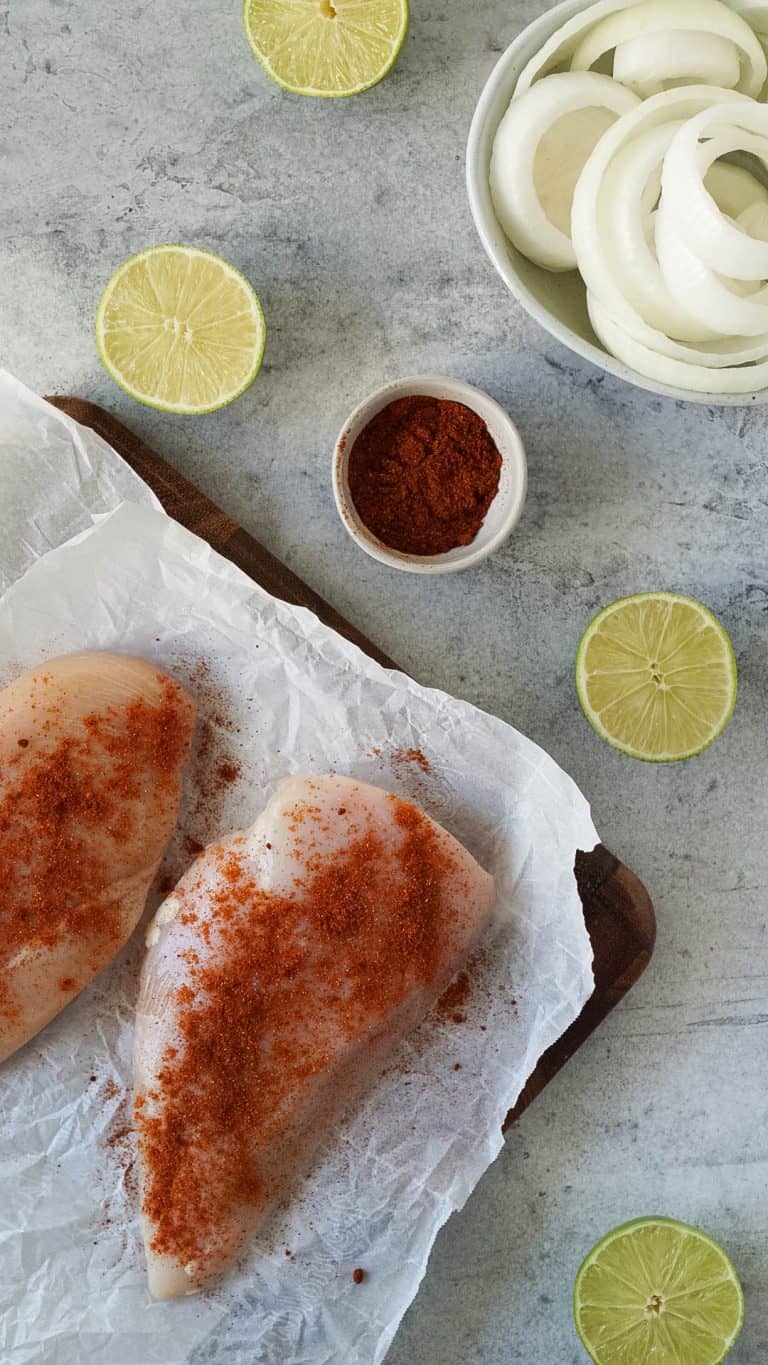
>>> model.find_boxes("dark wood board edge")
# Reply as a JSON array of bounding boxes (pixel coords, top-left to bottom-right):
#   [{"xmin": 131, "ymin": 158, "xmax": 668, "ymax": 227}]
[
  {"xmin": 505, "ymin": 848, "xmax": 656, "ymax": 1128},
  {"xmin": 44, "ymin": 394, "xmax": 657, "ymax": 1128},
  {"xmin": 45, "ymin": 397, "xmax": 397, "ymax": 671}
]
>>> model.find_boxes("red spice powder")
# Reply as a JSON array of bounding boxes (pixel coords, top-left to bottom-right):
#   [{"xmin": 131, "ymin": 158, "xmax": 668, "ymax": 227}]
[
  {"xmin": 185, "ymin": 715, "xmax": 241, "ymax": 849},
  {"xmin": 134, "ymin": 794, "xmax": 467, "ymax": 1274},
  {"xmin": 107, "ymin": 1123, "xmax": 132, "ymax": 1149},
  {"xmin": 147, "ymin": 658, "xmax": 243, "ymax": 900},
  {"xmin": 102, "ymin": 1082, "xmax": 139, "ymax": 1213},
  {"xmin": 82, "ymin": 681, "xmax": 192, "ymax": 777},
  {"xmin": 0, "ymin": 674, "xmax": 194, "ymax": 1027},
  {"xmin": 438, "ymin": 970, "xmax": 470, "ymax": 1019},
  {"xmin": 347, "ymin": 396, "xmax": 502, "ymax": 556},
  {"xmin": 391, "ymin": 746, "xmax": 431, "ymax": 776}
]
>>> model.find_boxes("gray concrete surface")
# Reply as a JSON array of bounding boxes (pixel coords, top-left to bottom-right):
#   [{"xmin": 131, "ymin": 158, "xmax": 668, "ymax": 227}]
[{"xmin": 2, "ymin": 1, "xmax": 768, "ymax": 1360}]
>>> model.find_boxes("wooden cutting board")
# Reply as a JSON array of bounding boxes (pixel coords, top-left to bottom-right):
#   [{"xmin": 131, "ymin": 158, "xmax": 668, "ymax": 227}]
[{"xmin": 47, "ymin": 396, "xmax": 656, "ymax": 1129}]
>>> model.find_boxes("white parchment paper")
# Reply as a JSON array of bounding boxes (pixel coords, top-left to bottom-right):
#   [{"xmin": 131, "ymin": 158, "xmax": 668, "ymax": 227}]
[
  {"xmin": 0, "ymin": 372, "xmax": 160, "ymax": 594},
  {"xmin": 0, "ymin": 375, "xmax": 597, "ymax": 1365}
]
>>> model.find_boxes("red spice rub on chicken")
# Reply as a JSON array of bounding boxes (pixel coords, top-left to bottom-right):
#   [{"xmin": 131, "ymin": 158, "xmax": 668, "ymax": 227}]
[
  {"xmin": 133, "ymin": 774, "xmax": 495, "ymax": 1298},
  {"xmin": 0, "ymin": 652, "xmax": 196, "ymax": 1063}
]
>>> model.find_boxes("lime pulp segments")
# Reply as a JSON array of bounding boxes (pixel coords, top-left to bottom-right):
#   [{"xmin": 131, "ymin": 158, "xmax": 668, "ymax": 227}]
[
  {"xmin": 96, "ymin": 245, "xmax": 266, "ymax": 415},
  {"xmin": 574, "ymin": 1217, "xmax": 745, "ymax": 1365},
  {"xmin": 575, "ymin": 592, "xmax": 737, "ymax": 762},
  {"xmin": 243, "ymin": 0, "xmax": 409, "ymax": 97}
]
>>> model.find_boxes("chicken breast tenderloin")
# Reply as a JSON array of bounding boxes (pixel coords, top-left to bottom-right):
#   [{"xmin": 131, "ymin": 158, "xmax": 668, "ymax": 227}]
[
  {"xmin": 134, "ymin": 774, "xmax": 495, "ymax": 1299},
  {"xmin": 0, "ymin": 652, "xmax": 196, "ymax": 1063}
]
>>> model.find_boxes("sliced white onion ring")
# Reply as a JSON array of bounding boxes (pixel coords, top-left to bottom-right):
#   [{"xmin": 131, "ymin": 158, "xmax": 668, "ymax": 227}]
[
  {"xmin": 589, "ymin": 291, "xmax": 768, "ymax": 391},
  {"xmin": 694, "ymin": 130, "xmax": 768, "ymax": 281},
  {"xmin": 655, "ymin": 203, "xmax": 768, "ymax": 333},
  {"xmin": 590, "ymin": 287, "xmax": 768, "ymax": 362},
  {"xmin": 597, "ymin": 122, "xmax": 707, "ymax": 337},
  {"xmin": 694, "ymin": 127, "xmax": 768, "ymax": 171},
  {"xmin": 694, "ymin": 126, "xmax": 768, "ymax": 180},
  {"xmin": 571, "ymin": 85, "xmax": 749, "ymax": 341},
  {"xmin": 729, "ymin": 0, "xmax": 768, "ymax": 39},
  {"xmin": 514, "ymin": 0, "xmax": 647, "ymax": 96},
  {"xmin": 704, "ymin": 158, "xmax": 768, "ymax": 219},
  {"xmin": 613, "ymin": 31, "xmax": 741, "ymax": 96},
  {"xmin": 504, "ymin": 6, "xmax": 768, "ymax": 393},
  {"xmin": 739, "ymin": 199, "xmax": 768, "ymax": 236},
  {"xmin": 490, "ymin": 73, "xmax": 639, "ymax": 271},
  {"xmin": 570, "ymin": 0, "xmax": 767, "ymax": 98},
  {"xmin": 660, "ymin": 103, "xmax": 768, "ymax": 277}
]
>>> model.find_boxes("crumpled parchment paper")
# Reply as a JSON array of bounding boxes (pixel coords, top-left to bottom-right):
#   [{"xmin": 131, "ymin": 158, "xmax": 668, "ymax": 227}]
[
  {"xmin": 0, "ymin": 372, "xmax": 160, "ymax": 595},
  {"xmin": 0, "ymin": 373, "xmax": 597, "ymax": 1365}
]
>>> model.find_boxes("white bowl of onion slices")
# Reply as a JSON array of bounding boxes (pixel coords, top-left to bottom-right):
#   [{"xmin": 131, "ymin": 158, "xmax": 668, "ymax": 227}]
[{"xmin": 467, "ymin": 0, "xmax": 768, "ymax": 403}]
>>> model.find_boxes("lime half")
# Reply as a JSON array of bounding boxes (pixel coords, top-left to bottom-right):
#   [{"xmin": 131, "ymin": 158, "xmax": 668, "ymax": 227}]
[
  {"xmin": 574, "ymin": 1217, "xmax": 745, "ymax": 1364},
  {"xmin": 575, "ymin": 592, "xmax": 737, "ymax": 762},
  {"xmin": 243, "ymin": 0, "xmax": 409, "ymax": 98},
  {"xmin": 96, "ymin": 245, "xmax": 266, "ymax": 415}
]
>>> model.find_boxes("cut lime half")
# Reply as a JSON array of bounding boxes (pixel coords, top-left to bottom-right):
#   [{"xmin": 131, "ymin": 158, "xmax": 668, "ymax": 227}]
[
  {"xmin": 243, "ymin": 0, "xmax": 409, "ymax": 98},
  {"xmin": 574, "ymin": 1216, "xmax": 745, "ymax": 1364},
  {"xmin": 575, "ymin": 592, "xmax": 737, "ymax": 762},
  {"xmin": 96, "ymin": 245, "xmax": 266, "ymax": 415}
]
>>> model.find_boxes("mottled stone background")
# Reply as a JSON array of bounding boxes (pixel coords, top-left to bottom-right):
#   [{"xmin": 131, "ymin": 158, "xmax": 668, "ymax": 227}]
[{"xmin": 2, "ymin": 1, "xmax": 767, "ymax": 1360}]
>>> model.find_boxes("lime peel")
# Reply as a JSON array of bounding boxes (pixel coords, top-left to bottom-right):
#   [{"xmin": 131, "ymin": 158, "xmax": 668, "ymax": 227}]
[
  {"xmin": 574, "ymin": 1216, "xmax": 745, "ymax": 1365},
  {"xmin": 243, "ymin": 0, "xmax": 409, "ymax": 98},
  {"xmin": 96, "ymin": 245, "xmax": 266, "ymax": 416},
  {"xmin": 575, "ymin": 591, "xmax": 737, "ymax": 762}
]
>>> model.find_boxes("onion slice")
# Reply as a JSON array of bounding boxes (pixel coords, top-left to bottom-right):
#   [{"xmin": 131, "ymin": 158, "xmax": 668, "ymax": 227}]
[
  {"xmin": 505, "ymin": 5, "xmax": 768, "ymax": 393},
  {"xmin": 570, "ymin": 0, "xmax": 767, "ymax": 98},
  {"xmin": 514, "ymin": 0, "xmax": 647, "ymax": 96},
  {"xmin": 729, "ymin": 0, "xmax": 768, "ymax": 39},
  {"xmin": 704, "ymin": 157, "xmax": 768, "ymax": 219},
  {"xmin": 571, "ymin": 85, "xmax": 749, "ymax": 341},
  {"xmin": 739, "ymin": 200, "xmax": 768, "ymax": 237},
  {"xmin": 596, "ymin": 122, "xmax": 709, "ymax": 337},
  {"xmin": 589, "ymin": 291, "xmax": 768, "ymax": 391},
  {"xmin": 490, "ymin": 73, "xmax": 639, "ymax": 271},
  {"xmin": 655, "ymin": 203, "xmax": 768, "ymax": 334},
  {"xmin": 586, "ymin": 285, "xmax": 768, "ymax": 364},
  {"xmin": 612, "ymin": 32, "xmax": 741, "ymax": 96},
  {"xmin": 660, "ymin": 103, "xmax": 768, "ymax": 278}
]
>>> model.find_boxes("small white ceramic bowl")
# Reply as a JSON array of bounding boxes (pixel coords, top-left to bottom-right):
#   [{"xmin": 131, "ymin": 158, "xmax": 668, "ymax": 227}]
[
  {"xmin": 466, "ymin": 0, "xmax": 768, "ymax": 407},
  {"xmin": 332, "ymin": 375, "xmax": 527, "ymax": 574}
]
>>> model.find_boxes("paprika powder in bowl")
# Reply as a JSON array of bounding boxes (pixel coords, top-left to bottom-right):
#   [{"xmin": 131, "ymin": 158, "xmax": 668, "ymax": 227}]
[{"xmin": 333, "ymin": 376, "xmax": 527, "ymax": 574}]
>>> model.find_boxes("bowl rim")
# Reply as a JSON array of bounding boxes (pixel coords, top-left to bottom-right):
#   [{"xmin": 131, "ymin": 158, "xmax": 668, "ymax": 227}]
[
  {"xmin": 465, "ymin": 0, "xmax": 768, "ymax": 407},
  {"xmin": 332, "ymin": 373, "xmax": 528, "ymax": 575}
]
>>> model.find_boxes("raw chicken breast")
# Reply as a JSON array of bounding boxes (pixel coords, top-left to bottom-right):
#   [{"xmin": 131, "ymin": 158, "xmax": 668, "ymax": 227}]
[
  {"xmin": 0, "ymin": 652, "xmax": 196, "ymax": 1063},
  {"xmin": 134, "ymin": 773, "xmax": 495, "ymax": 1299}
]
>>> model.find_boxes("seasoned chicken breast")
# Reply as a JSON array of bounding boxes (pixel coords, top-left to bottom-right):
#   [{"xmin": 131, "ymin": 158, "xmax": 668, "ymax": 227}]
[
  {"xmin": 0, "ymin": 652, "xmax": 196, "ymax": 1063},
  {"xmin": 134, "ymin": 774, "xmax": 495, "ymax": 1299}
]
